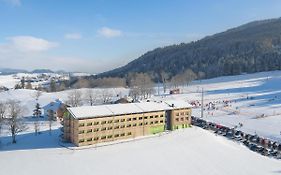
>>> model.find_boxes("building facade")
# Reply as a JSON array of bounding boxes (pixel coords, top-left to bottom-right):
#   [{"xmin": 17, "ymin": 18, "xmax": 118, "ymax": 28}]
[{"xmin": 63, "ymin": 101, "xmax": 192, "ymax": 147}]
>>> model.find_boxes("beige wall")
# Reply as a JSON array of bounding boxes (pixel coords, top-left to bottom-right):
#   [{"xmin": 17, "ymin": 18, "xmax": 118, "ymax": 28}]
[
  {"xmin": 170, "ymin": 108, "xmax": 192, "ymax": 130},
  {"xmin": 64, "ymin": 108, "xmax": 192, "ymax": 147}
]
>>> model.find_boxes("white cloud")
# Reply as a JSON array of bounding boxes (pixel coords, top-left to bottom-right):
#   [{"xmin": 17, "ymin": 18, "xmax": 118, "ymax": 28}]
[
  {"xmin": 97, "ymin": 27, "xmax": 122, "ymax": 38},
  {"xmin": 64, "ymin": 33, "xmax": 82, "ymax": 40},
  {"xmin": 2, "ymin": 0, "xmax": 21, "ymax": 6},
  {"xmin": 7, "ymin": 36, "xmax": 58, "ymax": 52}
]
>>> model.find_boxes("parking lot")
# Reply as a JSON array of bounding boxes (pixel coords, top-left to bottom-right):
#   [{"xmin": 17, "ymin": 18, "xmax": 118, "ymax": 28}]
[{"xmin": 192, "ymin": 116, "xmax": 281, "ymax": 159}]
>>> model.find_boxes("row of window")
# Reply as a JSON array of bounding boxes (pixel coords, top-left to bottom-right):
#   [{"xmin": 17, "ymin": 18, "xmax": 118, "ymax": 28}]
[
  {"xmin": 79, "ymin": 114, "xmax": 165, "ymax": 127},
  {"xmin": 79, "ymin": 132, "xmax": 133, "ymax": 143},
  {"xmin": 79, "ymin": 120, "xmax": 165, "ymax": 134},
  {"xmin": 175, "ymin": 111, "xmax": 190, "ymax": 116},
  {"xmin": 175, "ymin": 117, "xmax": 189, "ymax": 122}
]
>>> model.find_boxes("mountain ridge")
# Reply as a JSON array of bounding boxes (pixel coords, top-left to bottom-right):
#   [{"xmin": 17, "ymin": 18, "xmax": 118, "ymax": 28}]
[{"xmin": 99, "ymin": 18, "xmax": 281, "ymax": 80}]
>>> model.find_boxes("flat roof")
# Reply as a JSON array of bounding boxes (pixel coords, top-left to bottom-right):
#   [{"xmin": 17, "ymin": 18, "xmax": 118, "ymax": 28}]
[{"xmin": 67, "ymin": 100, "xmax": 191, "ymax": 119}]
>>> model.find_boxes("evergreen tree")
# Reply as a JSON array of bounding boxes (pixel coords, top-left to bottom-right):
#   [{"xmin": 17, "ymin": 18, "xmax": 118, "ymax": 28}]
[{"xmin": 33, "ymin": 103, "xmax": 42, "ymax": 135}]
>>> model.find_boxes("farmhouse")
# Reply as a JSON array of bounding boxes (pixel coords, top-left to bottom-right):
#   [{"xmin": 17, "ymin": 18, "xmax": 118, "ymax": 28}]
[
  {"xmin": 43, "ymin": 99, "xmax": 67, "ymax": 121},
  {"xmin": 63, "ymin": 100, "xmax": 192, "ymax": 146}
]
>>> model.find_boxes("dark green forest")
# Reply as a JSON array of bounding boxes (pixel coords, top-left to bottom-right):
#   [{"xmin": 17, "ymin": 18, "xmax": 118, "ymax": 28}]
[{"xmin": 99, "ymin": 18, "xmax": 281, "ymax": 81}]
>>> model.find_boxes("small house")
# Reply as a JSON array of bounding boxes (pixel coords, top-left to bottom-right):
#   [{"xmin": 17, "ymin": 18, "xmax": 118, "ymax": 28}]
[{"xmin": 43, "ymin": 99, "xmax": 67, "ymax": 121}]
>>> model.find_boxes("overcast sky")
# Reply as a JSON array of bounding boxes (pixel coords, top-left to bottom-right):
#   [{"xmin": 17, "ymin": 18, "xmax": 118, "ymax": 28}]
[{"xmin": 1, "ymin": 0, "xmax": 281, "ymax": 73}]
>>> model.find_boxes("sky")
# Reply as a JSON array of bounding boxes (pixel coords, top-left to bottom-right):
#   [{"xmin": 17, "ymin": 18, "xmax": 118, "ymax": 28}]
[{"xmin": 1, "ymin": 0, "xmax": 281, "ymax": 73}]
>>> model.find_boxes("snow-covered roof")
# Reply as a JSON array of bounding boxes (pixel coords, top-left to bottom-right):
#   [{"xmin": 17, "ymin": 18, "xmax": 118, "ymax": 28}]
[
  {"xmin": 43, "ymin": 99, "xmax": 63, "ymax": 112},
  {"xmin": 68, "ymin": 101, "xmax": 191, "ymax": 119}
]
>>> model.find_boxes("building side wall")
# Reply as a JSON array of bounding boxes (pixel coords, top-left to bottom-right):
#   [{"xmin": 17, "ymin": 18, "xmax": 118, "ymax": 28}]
[{"xmin": 170, "ymin": 108, "xmax": 192, "ymax": 130}]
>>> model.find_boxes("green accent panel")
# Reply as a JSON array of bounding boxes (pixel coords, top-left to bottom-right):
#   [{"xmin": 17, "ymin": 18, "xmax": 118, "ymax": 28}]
[
  {"xmin": 149, "ymin": 125, "xmax": 165, "ymax": 134},
  {"xmin": 172, "ymin": 124, "xmax": 190, "ymax": 130}
]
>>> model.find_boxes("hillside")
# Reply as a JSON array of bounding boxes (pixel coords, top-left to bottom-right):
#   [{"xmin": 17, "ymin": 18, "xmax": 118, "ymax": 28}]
[{"xmin": 100, "ymin": 18, "xmax": 281, "ymax": 80}]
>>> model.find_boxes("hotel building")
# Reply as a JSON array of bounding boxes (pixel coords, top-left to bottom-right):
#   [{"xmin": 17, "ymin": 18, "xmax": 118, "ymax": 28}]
[{"xmin": 63, "ymin": 100, "xmax": 192, "ymax": 146}]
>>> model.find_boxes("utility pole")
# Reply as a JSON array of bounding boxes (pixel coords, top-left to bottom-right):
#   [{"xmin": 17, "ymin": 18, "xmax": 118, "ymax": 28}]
[{"xmin": 201, "ymin": 87, "xmax": 204, "ymax": 118}]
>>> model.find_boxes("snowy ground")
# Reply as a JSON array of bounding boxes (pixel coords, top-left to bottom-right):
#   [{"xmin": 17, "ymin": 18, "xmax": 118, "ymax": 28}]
[
  {"xmin": 1, "ymin": 127, "xmax": 281, "ymax": 175},
  {"xmin": 154, "ymin": 71, "xmax": 281, "ymax": 143},
  {"xmin": 1, "ymin": 71, "xmax": 281, "ymax": 175}
]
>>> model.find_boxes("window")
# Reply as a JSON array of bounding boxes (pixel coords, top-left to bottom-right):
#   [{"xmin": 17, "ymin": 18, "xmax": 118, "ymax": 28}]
[
  {"xmin": 87, "ymin": 129, "xmax": 92, "ymax": 133},
  {"xmin": 79, "ymin": 123, "xmax": 85, "ymax": 127},
  {"xmin": 114, "ymin": 134, "xmax": 119, "ymax": 138},
  {"xmin": 121, "ymin": 119, "xmax": 126, "ymax": 122},
  {"xmin": 79, "ymin": 130, "xmax": 85, "ymax": 134},
  {"xmin": 108, "ymin": 126, "xmax": 113, "ymax": 130},
  {"xmin": 114, "ymin": 125, "xmax": 120, "ymax": 129},
  {"xmin": 87, "ymin": 122, "xmax": 92, "ymax": 126},
  {"xmin": 133, "ymin": 123, "xmax": 137, "ymax": 127},
  {"xmin": 127, "ymin": 124, "xmax": 131, "ymax": 128},
  {"xmin": 185, "ymin": 112, "xmax": 189, "ymax": 115},
  {"xmin": 144, "ymin": 122, "xmax": 148, "ymax": 125},
  {"xmin": 133, "ymin": 117, "xmax": 137, "ymax": 121},
  {"xmin": 101, "ymin": 121, "xmax": 107, "ymax": 124},
  {"xmin": 107, "ymin": 135, "xmax": 113, "ymax": 139},
  {"xmin": 176, "ymin": 118, "xmax": 179, "ymax": 122},
  {"xmin": 94, "ymin": 121, "xmax": 99, "ymax": 125},
  {"xmin": 150, "ymin": 121, "xmax": 154, "ymax": 125},
  {"xmin": 101, "ymin": 127, "xmax": 106, "ymax": 131},
  {"xmin": 155, "ymin": 115, "xmax": 159, "ymax": 118},
  {"xmin": 79, "ymin": 139, "xmax": 85, "ymax": 143},
  {"xmin": 160, "ymin": 120, "xmax": 164, "ymax": 123},
  {"xmin": 108, "ymin": 120, "xmax": 113, "ymax": 124},
  {"xmin": 87, "ymin": 138, "xmax": 92, "ymax": 142},
  {"xmin": 155, "ymin": 121, "xmax": 159, "ymax": 124},
  {"xmin": 139, "ymin": 117, "xmax": 143, "ymax": 120},
  {"xmin": 180, "ymin": 112, "xmax": 184, "ymax": 116},
  {"xmin": 181, "ymin": 117, "xmax": 184, "ymax": 121},
  {"xmin": 139, "ymin": 123, "xmax": 143, "ymax": 126},
  {"xmin": 160, "ymin": 115, "xmax": 164, "ymax": 118},
  {"xmin": 120, "ymin": 133, "xmax": 125, "ymax": 137},
  {"xmin": 115, "ymin": 119, "xmax": 120, "ymax": 123},
  {"xmin": 101, "ymin": 136, "xmax": 106, "ymax": 140},
  {"xmin": 150, "ymin": 116, "xmax": 153, "ymax": 119},
  {"xmin": 94, "ymin": 128, "xmax": 99, "ymax": 132},
  {"xmin": 94, "ymin": 137, "xmax": 99, "ymax": 141},
  {"xmin": 144, "ymin": 116, "xmax": 148, "ymax": 119},
  {"xmin": 176, "ymin": 113, "xmax": 179, "ymax": 116},
  {"xmin": 186, "ymin": 117, "xmax": 189, "ymax": 120},
  {"xmin": 120, "ymin": 125, "xmax": 125, "ymax": 128},
  {"xmin": 127, "ymin": 118, "xmax": 131, "ymax": 121},
  {"xmin": 127, "ymin": 132, "xmax": 132, "ymax": 136}
]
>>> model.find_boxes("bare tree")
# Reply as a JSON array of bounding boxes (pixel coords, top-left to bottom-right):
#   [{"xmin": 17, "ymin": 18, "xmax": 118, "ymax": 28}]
[
  {"xmin": 132, "ymin": 73, "xmax": 154, "ymax": 99},
  {"xmin": 160, "ymin": 71, "xmax": 169, "ymax": 93},
  {"xmin": 0, "ymin": 101, "xmax": 6, "ymax": 143},
  {"xmin": 101, "ymin": 89, "xmax": 112, "ymax": 104},
  {"xmin": 85, "ymin": 89, "xmax": 96, "ymax": 106},
  {"xmin": 182, "ymin": 69, "xmax": 197, "ymax": 86},
  {"xmin": 67, "ymin": 90, "xmax": 83, "ymax": 107},
  {"xmin": 33, "ymin": 90, "xmax": 42, "ymax": 101},
  {"xmin": 6, "ymin": 100, "xmax": 27, "ymax": 143}
]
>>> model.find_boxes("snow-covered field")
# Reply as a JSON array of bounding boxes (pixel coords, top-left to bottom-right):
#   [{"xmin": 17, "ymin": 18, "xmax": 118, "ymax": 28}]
[
  {"xmin": 1, "ymin": 70, "xmax": 281, "ymax": 175},
  {"xmin": 1, "ymin": 127, "xmax": 281, "ymax": 175},
  {"xmin": 154, "ymin": 71, "xmax": 281, "ymax": 143}
]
